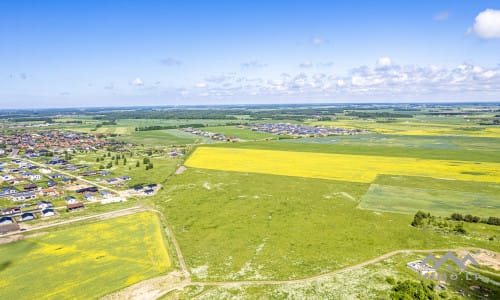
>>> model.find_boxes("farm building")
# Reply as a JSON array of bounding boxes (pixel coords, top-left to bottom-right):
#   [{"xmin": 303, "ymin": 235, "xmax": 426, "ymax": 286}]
[{"xmin": 67, "ymin": 202, "xmax": 85, "ymax": 212}]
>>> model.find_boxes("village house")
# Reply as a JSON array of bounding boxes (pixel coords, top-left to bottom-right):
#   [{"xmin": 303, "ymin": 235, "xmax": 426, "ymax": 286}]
[
  {"xmin": 41, "ymin": 208, "xmax": 55, "ymax": 217},
  {"xmin": 20, "ymin": 212, "xmax": 36, "ymax": 222},
  {"xmin": 29, "ymin": 174, "xmax": 42, "ymax": 181},
  {"xmin": 41, "ymin": 188, "xmax": 58, "ymax": 197},
  {"xmin": 37, "ymin": 201, "xmax": 54, "ymax": 210},
  {"xmin": 144, "ymin": 189, "xmax": 154, "ymax": 195},
  {"xmin": 84, "ymin": 193, "xmax": 96, "ymax": 201},
  {"xmin": 67, "ymin": 202, "xmax": 85, "ymax": 212},
  {"xmin": 1, "ymin": 207, "xmax": 21, "ymax": 216},
  {"xmin": 65, "ymin": 196, "xmax": 77, "ymax": 204},
  {"xmin": 24, "ymin": 183, "xmax": 38, "ymax": 191},
  {"xmin": 0, "ymin": 216, "xmax": 14, "ymax": 224},
  {"xmin": 11, "ymin": 191, "xmax": 37, "ymax": 202}
]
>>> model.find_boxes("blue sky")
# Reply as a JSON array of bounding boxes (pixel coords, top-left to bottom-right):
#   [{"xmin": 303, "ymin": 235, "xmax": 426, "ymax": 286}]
[{"xmin": 1, "ymin": 0, "xmax": 499, "ymax": 108}]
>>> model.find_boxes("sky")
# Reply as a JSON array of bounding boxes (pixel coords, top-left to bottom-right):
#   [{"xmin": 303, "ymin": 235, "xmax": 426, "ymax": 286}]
[{"xmin": 0, "ymin": 0, "xmax": 500, "ymax": 108}]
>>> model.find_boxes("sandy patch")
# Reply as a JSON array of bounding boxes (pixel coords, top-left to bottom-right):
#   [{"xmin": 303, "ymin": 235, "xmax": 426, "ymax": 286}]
[{"xmin": 175, "ymin": 166, "xmax": 187, "ymax": 175}]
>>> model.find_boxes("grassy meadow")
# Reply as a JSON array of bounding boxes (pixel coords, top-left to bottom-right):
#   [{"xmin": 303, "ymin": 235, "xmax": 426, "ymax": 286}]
[
  {"xmin": 0, "ymin": 212, "xmax": 171, "ymax": 299},
  {"xmin": 158, "ymin": 168, "xmax": 499, "ymax": 281}
]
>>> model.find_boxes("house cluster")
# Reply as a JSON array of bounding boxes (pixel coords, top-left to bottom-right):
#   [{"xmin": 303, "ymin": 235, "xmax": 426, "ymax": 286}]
[
  {"xmin": 0, "ymin": 129, "xmax": 109, "ymax": 153},
  {"xmin": 0, "ymin": 160, "xmax": 76, "ymax": 201},
  {"xmin": 168, "ymin": 148, "xmax": 185, "ymax": 158},
  {"xmin": 240, "ymin": 123, "xmax": 366, "ymax": 137},
  {"xmin": 182, "ymin": 127, "xmax": 240, "ymax": 142},
  {"xmin": 131, "ymin": 183, "xmax": 158, "ymax": 196},
  {"xmin": 1, "ymin": 200, "xmax": 57, "ymax": 230},
  {"xmin": 102, "ymin": 175, "xmax": 131, "ymax": 186}
]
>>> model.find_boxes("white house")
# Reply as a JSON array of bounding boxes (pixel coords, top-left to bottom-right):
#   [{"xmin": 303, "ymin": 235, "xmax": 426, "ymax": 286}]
[{"xmin": 29, "ymin": 174, "xmax": 42, "ymax": 181}]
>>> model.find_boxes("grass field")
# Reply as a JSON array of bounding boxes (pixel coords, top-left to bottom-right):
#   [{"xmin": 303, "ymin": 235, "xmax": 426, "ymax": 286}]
[
  {"xmin": 359, "ymin": 184, "xmax": 500, "ymax": 217},
  {"xmin": 279, "ymin": 133, "xmax": 500, "ymax": 152},
  {"xmin": 0, "ymin": 212, "xmax": 171, "ymax": 299},
  {"xmin": 185, "ymin": 147, "xmax": 500, "ymax": 184},
  {"xmin": 159, "ymin": 168, "xmax": 499, "ymax": 281},
  {"xmin": 115, "ymin": 130, "xmax": 197, "ymax": 147}
]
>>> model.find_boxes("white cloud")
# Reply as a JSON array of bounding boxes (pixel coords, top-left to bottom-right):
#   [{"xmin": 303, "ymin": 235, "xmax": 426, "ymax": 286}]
[
  {"xmin": 433, "ymin": 11, "xmax": 450, "ymax": 21},
  {"xmin": 468, "ymin": 9, "xmax": 500, "ymax": 39},
  {"xmin": 311, "ymin": 36, "xmax": 328, "ymax": 45},
  {"xmin": 196, "ymin": 82, "xmax": 208, "ymax": 88},
  {"xmin": 376, "ymin": 57, "xmax": 392, "ymax": 68},
  {"xmin": 241, "ymin": 60, "xmax": 267, "ymax": 68},
  {"xmin": 131, "ymin": 78, "xmax": 143, "ymax": 86},
  {"xmin": 299, "ymin": 61, "xmax": 313, "ymax": 68},
  {"xmin": 160, "ymin": 57, "xmax": 183, "ymax": 66}
]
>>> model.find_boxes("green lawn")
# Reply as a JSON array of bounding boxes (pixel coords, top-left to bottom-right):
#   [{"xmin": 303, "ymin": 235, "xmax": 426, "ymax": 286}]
[
  {"xmin": 157, "ymin": 168, "xmax": 499, "ymax": 281},
  {"xmin": 358, "ymin": 183, "xmax": 500, "ymax": 217},
  {"xmin": 0, "ymin": 211, "xmax": 171, "ymax": 300},
  {"xmin": 279, "ymin": 133, "xmax": 500, "ymax": 152}
]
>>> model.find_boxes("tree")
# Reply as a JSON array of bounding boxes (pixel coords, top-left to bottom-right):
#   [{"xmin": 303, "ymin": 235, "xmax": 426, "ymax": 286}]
[
  {"xmin": 123, "ymin": 158, "xmax": 127, "ymax": 165},
  {"xmin": 411, "ymin": 211, "xmax": 428, "ymax": 227},
  {"xmin": 143, "ymin": 157, "xmax": 150, "ymax": 165},
  {"xmin": 450, "ymin": 213, "xmax": 463, "ymax": 221},
  {"xmin": 106, "ymin": 162, "xmax": 113, "ymax": 169},
  {"xmin": 96, "ymin": 157, "xmax": 100, "ymax": 162},
  {"xmin": 390, "ymin": 280, "xmax": 439, "ymax": 300},
  {"xmin": 136, "ymin": 161, "xmax": 140, "ymax": 168}
]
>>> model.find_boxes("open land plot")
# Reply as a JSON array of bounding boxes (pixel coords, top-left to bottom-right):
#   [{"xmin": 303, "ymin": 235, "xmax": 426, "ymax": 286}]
[
  {"xmin": 357, "ymin": 175, "xmax": 500, "ymax": 217},
  {"xmin": 159, "ymin": 168, "xmax": 499, "ymax": 281},
  {"xmin": 115, "ymin": 130, "xmax": 197, "ymax": 147},
  {"xmin": 279, "ymin": 133, "xmax": 500, "ymax": 152},
  {"xmin": 359, "ymin": 184, "xmax": 500, "ymax": 217},
  {"xmin": 202, "ymin": 125, "xmax": 278, "ymax": 140},
  {"xmin": 0, "ymin": 211, "xmax": 171, "ymax": 299},
  {"xmin": 185, "ymin": 147, "xmax": 500, "ymax": 184},
  {"xmin": 68, "ymin": 150, "xmax": 181, "ymax": 189},
  {"xmin": 167, "ymin": 251, "xmax": 499, "ymax": 299}
]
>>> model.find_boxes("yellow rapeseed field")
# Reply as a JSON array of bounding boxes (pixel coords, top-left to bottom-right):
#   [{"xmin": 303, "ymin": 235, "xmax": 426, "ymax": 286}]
[{"xmin": 185, "ymin": 147, "xmax": 500, "ymax": 183}]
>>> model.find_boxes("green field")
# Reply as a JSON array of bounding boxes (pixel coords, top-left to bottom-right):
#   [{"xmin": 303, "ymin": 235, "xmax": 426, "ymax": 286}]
[
  {"xmin": 0, "ymin": 212, "xmax": 171, "ymax": 299},
  {"xmin": 279, "ymin": 133, "xmax": 500, "ymax": 152},
  {"xmin": 158, "ymin": 168, "xmax": 499, "ymax": 281},
  {"xmin": 359, "ymin": 184, "xmax": 500, "ymax": 217}
]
